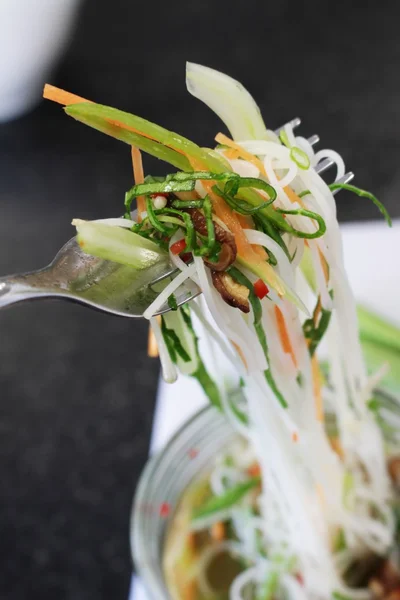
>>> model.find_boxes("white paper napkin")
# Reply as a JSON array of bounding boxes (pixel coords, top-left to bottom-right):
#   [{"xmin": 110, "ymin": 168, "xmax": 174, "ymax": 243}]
[{"xmin": 130, "ymin": 220, "xmax": 400, "ymax": 600}]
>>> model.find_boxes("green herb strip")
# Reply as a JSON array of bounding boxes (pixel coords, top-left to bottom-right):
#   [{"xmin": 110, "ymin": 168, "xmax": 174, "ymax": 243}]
[
  {"xmin": 228, "ymin": 267, "xmax": 288, "ymax": 408},
  {"xmin": 192, "ymin": 476, "xmax": 260, "ymax": 521}
]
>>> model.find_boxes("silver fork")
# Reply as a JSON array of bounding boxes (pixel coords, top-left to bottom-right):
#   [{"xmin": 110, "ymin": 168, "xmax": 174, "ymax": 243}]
[{"xmin": 0, "ymin": 119, "xmax": 354, "ymax": 318}]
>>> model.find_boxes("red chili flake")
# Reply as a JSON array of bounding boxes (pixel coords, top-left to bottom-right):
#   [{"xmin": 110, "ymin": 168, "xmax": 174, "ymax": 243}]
[
  {"xmin": 150, "ymin": 192, "xmax": 168, "ymax": 198},
  {"xmin": 181, "ymin": 253, "xmax": 192, "ymax": 263},
  {"xmin": 159, "ymin": 502, "xmax": 171, "ymax": 518},
  {"xmin": 188, "ymin": 448, "xmax": 199, "ymax": 459},
  {"xmin": 295, "ymin": 573, "xmax": 304, "ymax": 586}
]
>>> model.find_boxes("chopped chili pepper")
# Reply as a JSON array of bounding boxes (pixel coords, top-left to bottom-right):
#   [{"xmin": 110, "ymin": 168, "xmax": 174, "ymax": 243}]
[
  {"xmin": 159, "ymin": 502, "xmax": 171, "ymax": 518},
  {"xmin": 188, "ymin": 448, "xmax": 199, "ymax": 459},
  {"xmin": 254, "ymin": 279, "xmax": 269, "ymax": 299},
  {"xmin": 170, "ymin": 239, "xmax": 187, "ymax": 255}
]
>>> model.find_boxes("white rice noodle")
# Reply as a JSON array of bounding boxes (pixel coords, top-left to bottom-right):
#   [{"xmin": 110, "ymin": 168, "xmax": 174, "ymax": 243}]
[
  {"xmin": 307, "ymin": 240, "xmax": 332, "ymax": 310},
  {"xmin": 190, "ymin": 300, "xmax": 238, "ymax": 367},
  {"xmin": 314, "ymin": 149, "xmax": 346, "ymax": 182},
  {"xmin": 238, "ymin": 139, "xmax": 291, "ymax": 160},
  {"xmin": 243, "ymin": 228, "xmax": 294, "ymax": 289},
  {"xmin": 168, "ymin": 232, "xmax": 201, "ymax": 286},
  {"xmin": 271, "ymin": 158, "xmax": 298, "ymax": 188},
  {"xmin": 143, "ymin": 263, "xmax": 197, "ymax": 319},
  {"xmin": 284, "ymin": 123, "xmax": 297, "ymax": 147},
  {"xmin": 149, "ymin": 316, "xmax": 177, "ymax": 383},
  {"xmin": 219, "ymin": 386, "xmax": 251, "ymax": 439},
  {"xmin": 230, "ymin": 566, "xmax": 259, "ymax": 600},
  {"xmin": 228, "ymin": 158, "xmax": 260, "ymax": 179},
  {"xmin": 193, "ymin": 257, "xmax": 264, "ymax": 371},
  {"xmin": 196, "ymin": 541, "xmax": 248, "ymax": 599},
  {"xmin": 281, "ymin": 574, "xmax": 309, "ymax": 600}
]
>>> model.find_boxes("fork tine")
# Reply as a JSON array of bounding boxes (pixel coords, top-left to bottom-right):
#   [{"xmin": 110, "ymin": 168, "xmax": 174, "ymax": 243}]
[
  {"xmin": 150, "ymin": 266, "xmax": 179, "ymax": 285},
  {"xmin": 314, "ymin": 157, "xmax": 335, "ymax": 174},
  {"xmin": 274, "ymin": 117, "xmax": 301, "ymax": 136},
  {"xmin": 307, "ymin": 134, "xmax": 319, "ymax": 146},
  {"xmin": 331, "ymin": 172, "xmax": 354, "ymax": 194}
]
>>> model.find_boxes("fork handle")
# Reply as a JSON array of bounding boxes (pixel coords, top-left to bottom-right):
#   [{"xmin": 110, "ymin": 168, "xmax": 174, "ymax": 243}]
[{"xmin": 0, "ymin": 271, "xmax": 57, "ymax": 309}]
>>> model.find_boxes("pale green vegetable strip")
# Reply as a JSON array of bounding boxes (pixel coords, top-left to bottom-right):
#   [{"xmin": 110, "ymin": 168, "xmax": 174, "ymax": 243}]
[
  {"xmin": 358, "ymin": 305, "xmax": 400, "ymax": 353},
  {"xmin": 73, "ymin": 219, "xmax": 165, "ymax": 269},
  {"xmin": 186, "ymin": 62, "xmax": 276, "ymax": 142}
]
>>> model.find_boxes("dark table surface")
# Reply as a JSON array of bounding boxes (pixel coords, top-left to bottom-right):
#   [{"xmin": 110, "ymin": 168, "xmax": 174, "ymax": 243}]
[{"xmin": 1, "ymin": 1, "xmax": 400, "ymax": 598}]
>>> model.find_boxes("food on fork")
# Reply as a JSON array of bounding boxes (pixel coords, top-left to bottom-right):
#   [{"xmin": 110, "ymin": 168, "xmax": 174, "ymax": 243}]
[{"xmin": 43, "ymin": 63, "xmax": 399, "ymax": 599}]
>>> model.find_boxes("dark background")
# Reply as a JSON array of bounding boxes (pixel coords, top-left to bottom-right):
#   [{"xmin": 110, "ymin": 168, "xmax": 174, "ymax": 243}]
[{"xmin": 0, "ymin": 1, "xmax": 399, "ymax": 598}]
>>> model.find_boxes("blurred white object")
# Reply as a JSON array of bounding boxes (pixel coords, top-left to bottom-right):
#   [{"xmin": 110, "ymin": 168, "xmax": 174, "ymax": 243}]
[{"xmin": 0, "ymin": 0, "xmax": 82, "ymax": 122}]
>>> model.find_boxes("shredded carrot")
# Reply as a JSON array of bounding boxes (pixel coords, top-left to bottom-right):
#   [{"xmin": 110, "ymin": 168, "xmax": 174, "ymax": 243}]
[
  {"xmin": 248, "ymin": 463, "xmax": 261, "ymax": 477},
  {"xmin": 148, "ymin": 317, "xmax": 161, "ymax": 358},
  {"xmin": 43, "ymin": 84, "xmax": 91, "ymax": 106},
  {"xmin": 330, "ymin": 437, "xmax": 344, "ymax": 460},
  {"xmin": 183, "ymin": 580, "xmax": 197, "ymax": 600},
  {"xmin": 274, "ymin": 306, "xmax": 298, "ymax": 368},
  {"xmin": 284, "ymin": 185, "xmax": 305, "ymax": 206},
  {"xmin": 231, "ymin": 341, "xmax": 248, "ymax": 369},
  {"xmin": 223, "ymin": 148, "xmax": 241, "ymax": 160},
  {"xmin": 215, "ymin": 133, "xmax": 266, "ymax": 175},
  {"xmin": 292, "ymin": 432, "xmax": 299, "ymax": 443},
  {"xmin": 187, "ymin": 532, "xmax": 196, "ymax": 551},
  {"xmin": 131, "ymin": 147, "xmax": 146, "ymax": 220},
  {"xmin": 236, "ymin": 213, "xmax": 253, "ymax": 229},
  {"xmin": 211, "ymin": 521, "xmax": 225, "ymax": 542},
  {"xmin": 189, "ymin": 158, "xmax": 283, "ymax": 293},
  {"xmin": 313, "ymin": 296, "xmax": 322, "ymax": 325},
  {"xmin": 311, "ymin": 354, "xmax": 323, "ymax": 422},
  {"xmin": 316, "ymin": 483, "xmax": 326, "ymax": 508},
  {"xmin": 318, "ymin": 247, "xmax": 329, "ymax": 283}
]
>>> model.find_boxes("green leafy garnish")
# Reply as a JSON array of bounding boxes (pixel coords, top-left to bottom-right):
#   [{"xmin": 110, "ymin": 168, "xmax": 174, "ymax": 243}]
[
  {"xmin": 167, "ymin": 294, "xmax": 178, "ymax": 311},
  {"xmin": 332, "ymin": 592, "xmax": 352, "ymax": 600},
  {"xmin": 161, "ymin": 317, "xmax": 191, "ymax": 363},
  {"xmin": 275, "ymin": 207, "xmax": 326, "ymax": 239},
  {"xmin": 303, "ymin": 297, "xmax": 332, "ymax": 356},
  {"xmin": 257, "ymin": 571, "xmax": 279, "ymax": 600},
  {"xmin": 328, "ymin": 183, "xmax": 391, "ymax": 226},
  {"xmin": 228, "ymin": 267, "xmax": 288, "ymax": 408},
  {"xmin": 180, "ymin": 305, "xmax": 222, "ymax": 409},
  {"xmin": 290, "ymin": 146, "xmax": 310, "ymax": 170},
  {"xmin": 192, "ymin": 476, "xmax": 260, "ymax": 521}
]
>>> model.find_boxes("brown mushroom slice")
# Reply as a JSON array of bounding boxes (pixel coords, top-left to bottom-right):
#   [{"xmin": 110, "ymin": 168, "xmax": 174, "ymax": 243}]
[
  {"xmin": 388, "ymin": 457, "xmax": 400, "ymax": 487},
  {"xmin": 187, "ymin": 208, "xmax": 237, "ymax": 271},
  {"xmin": 211, "ymin": 271, "xmax": 250, "ymax": 313}
]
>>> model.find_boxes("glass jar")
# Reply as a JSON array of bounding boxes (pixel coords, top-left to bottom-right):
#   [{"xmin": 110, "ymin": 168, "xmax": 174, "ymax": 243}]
[
  {"xmin": 130, "ymin": 389, "xmax": 399, "ymax": 599},
  {"xmin": 130, "ymin": 404, "xmax": 236, "ymax": 599}
]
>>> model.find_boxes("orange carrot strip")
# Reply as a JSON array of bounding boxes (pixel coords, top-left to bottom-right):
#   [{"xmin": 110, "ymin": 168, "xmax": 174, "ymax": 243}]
[
  {"xmin": 43, "ymin": 84, "xmax": 91, "ymax": 106},
  {"xmin": 223, "ymin": 148, "xmax": 240, "ymax": 160},
  {"xmin": 318, "ymin": 247, "xmax": 329, "ymax": 283},
  {"xmin": 284, "ymin": 185, "xmax": 304, "ymax": 205},
  {"xmin": 274, "ymin": 306, "xmax": 298, "ymax": 368},
  {"xmin": 330, "ymin": 437, "xmax": 344, "ymax": 460},
  {"xmin": 215, "ymin": 133, "xmax": 266, "ymax": 175},
  {"xmin": 248, "ymin": 463, "xmax": 261, "ymax": 477},
  {"xmin": 148, "ymin": 317, "xmax": 161, "ymax": 358},
  {"xmin": 311, "ymin": 354, "xmax": 323, "ymax": 422},
  {"xmin": 231, "ymin": 341, "xmax": 248, "ymax": 369},
  {"xmin": 211, "ymin": 522, "xmax": 225, "ymax": 542},
  {"xmin": 131, "ymin": 147, "xmax": 146, "ymax": 220}
]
